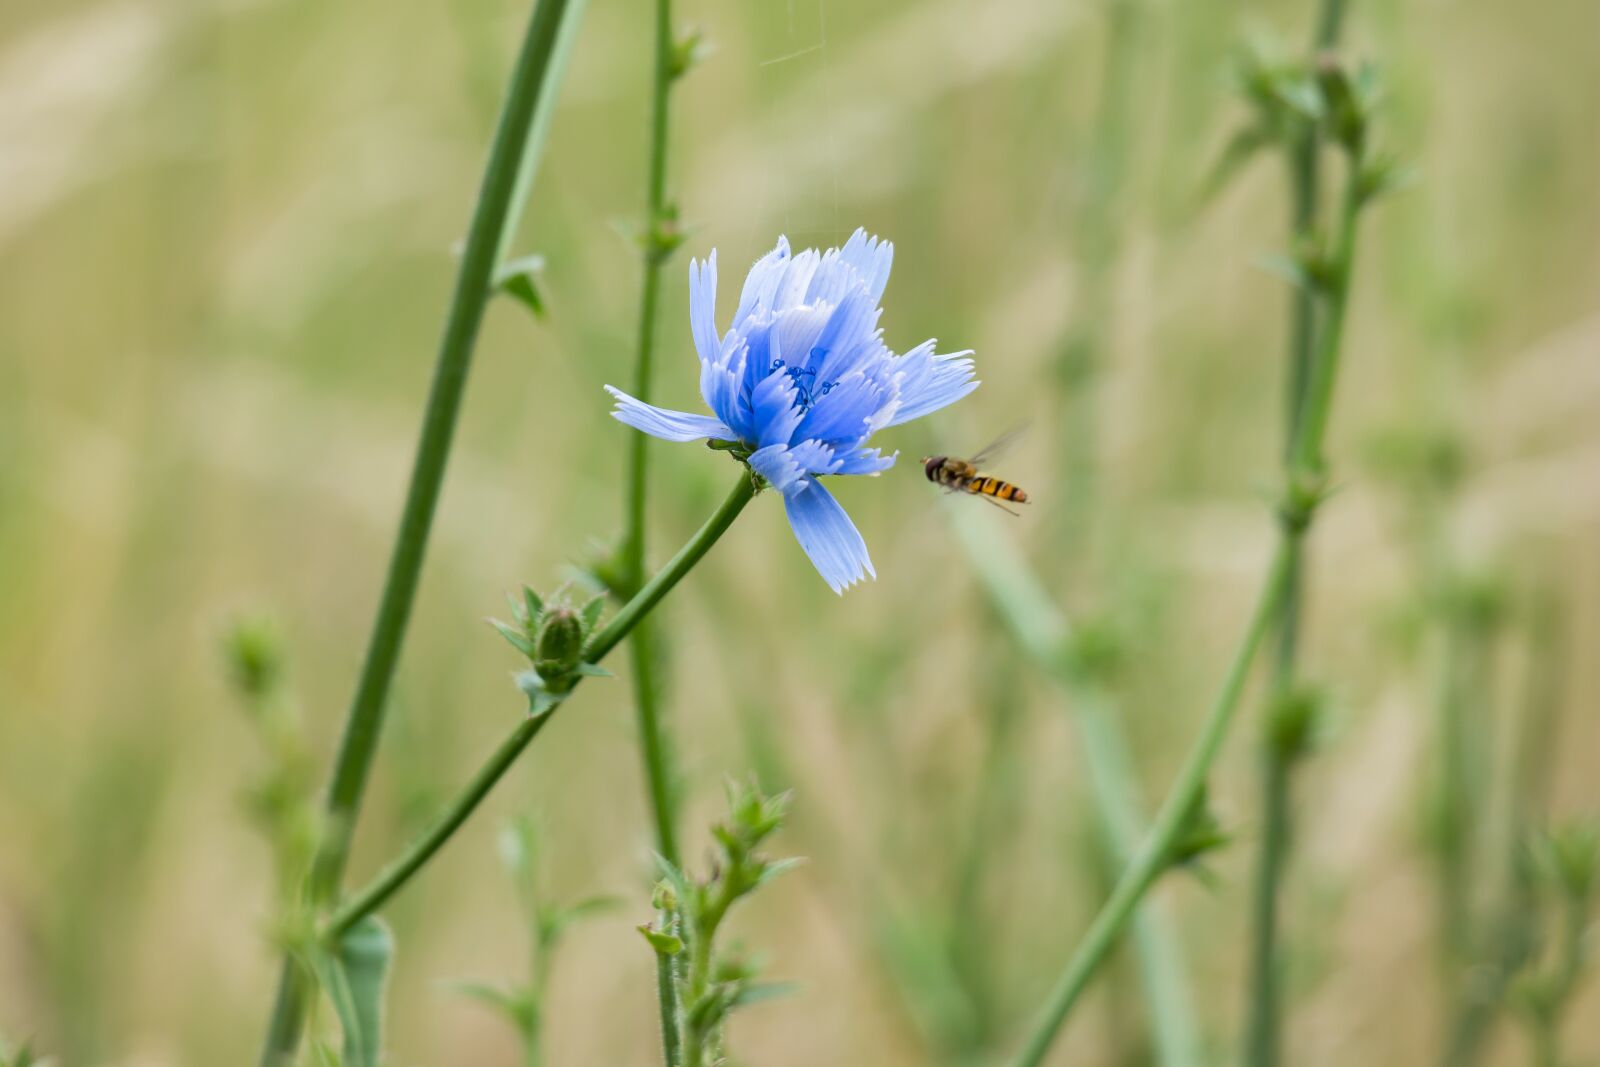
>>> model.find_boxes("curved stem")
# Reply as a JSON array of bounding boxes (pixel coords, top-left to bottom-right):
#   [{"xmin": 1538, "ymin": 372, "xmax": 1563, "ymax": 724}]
[
  {"xmin": 325, "ymin": 713, "xmax": 550, "ymax": 939},
  {"xmin": 323, "ymin": 471, "xmax": 758, "ymax": 940},
  {"xmin": 256, "ymin": 2, "xmax": 578, "ymax": 1061},
  {"xmin": 1006, "ymin": 150, "xmax": 1369, "ymax": 1067},
  {"xmin": 1007, "ymin": 541, "xmax": 1293, "ymax": 1067},
  {"xmin": 586, "ymin": 473, "xmax": 758, "ymax": 663},
  {"xmin": 946, "ymin": 504, "xmax": 1202, "ymax": 1066}
]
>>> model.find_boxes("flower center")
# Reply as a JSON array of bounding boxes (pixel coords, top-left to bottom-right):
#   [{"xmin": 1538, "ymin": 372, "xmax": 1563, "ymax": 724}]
[{"xmin": 770, "ymin": 357, "xmax": 836, "ymax": 414}]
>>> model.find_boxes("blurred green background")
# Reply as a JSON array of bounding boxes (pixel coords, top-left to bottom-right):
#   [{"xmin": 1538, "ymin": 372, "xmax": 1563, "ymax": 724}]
[{"xmin": 2, "ymin": 0, "xmax": 1597, "ymax": 1063}]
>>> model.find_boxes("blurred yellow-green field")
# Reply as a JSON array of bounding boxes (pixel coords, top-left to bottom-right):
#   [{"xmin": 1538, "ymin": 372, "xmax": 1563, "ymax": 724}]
[{"xmin": 2, "ymin": 0, "xmax": 1598, "ymax": 1064}]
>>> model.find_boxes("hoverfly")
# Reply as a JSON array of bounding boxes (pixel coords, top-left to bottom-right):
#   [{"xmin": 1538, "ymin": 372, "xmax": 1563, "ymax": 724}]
[{"xmin": 923, "ymin": 426, "xmax": 1031, "ymax": 516}]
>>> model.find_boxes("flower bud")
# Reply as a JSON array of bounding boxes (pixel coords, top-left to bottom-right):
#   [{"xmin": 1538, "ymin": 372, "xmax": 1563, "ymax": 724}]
[{"xmin": 533, "ymin": 605, "xmax": 585, "ymax": 681}]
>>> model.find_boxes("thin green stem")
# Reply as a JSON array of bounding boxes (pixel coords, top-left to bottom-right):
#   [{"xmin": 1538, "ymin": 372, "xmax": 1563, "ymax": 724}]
[
  {"xmin": 256, "ymin": 2, "xmax": 577, "ymax": 1061},
  {"xmin": 588, "ymin": 474, "xmax": 758, "ymax": 664},
  {"xmin": 946, "ymin": 504, "xmax": 1201, "ymax": 1067},
  {"xmin": 1243, "ymin": 6, "xmax": 1350, "ymax": 1062},
  {"xmin": 1243, "ymin": 727, "xmax": 1293, "ymax": 1067},
  {"xmin": 1006, "ymin": 148, "xmax": 1370, "ymax": 1067},
  {"xmin": 1057, "ymin": 0, "xmax": 1142, "ymax": 561},
  {"xmin": 1288, "ymin": 172, "xmax": 1361, "ymax": 481},
  {"xmin": 621, "ymin": 3, "xmax": 683, "ymax": 1059},
  {"xmin": 1007, "ymin": 541, "xmax": 1294, "ymax": 1067},
  {"xmin": 322, "ymin": 472, "xmax": 758, "ymax": 940},
  {"xmin": 326, "ymin": 713, "xmax": 548, "ymax": 939},
  {"xmin": 946, "ymin": 637, "xmax": 1023, "ymax": 1052},
  {"xmin": 682, "ymin": 885, "xmax": 733, "ymax": 1067}
]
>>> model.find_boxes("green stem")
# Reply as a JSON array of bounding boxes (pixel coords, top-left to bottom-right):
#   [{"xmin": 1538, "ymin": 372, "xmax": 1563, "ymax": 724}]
[
  {"xmin": 946, "ymin": 638, "xmax": 1023, "ymax": 1051},
  {"xmin": 1072, "ymin": 688, "xmax": 1202, "ymax": 1067},
  {"xmin": 1288, "ymin": 174, "xmax": 1361, "ymax": 481},
  {"xmin": 256, "ymin": 2, "xmax": 577, "ymax": 1061},
  {"xmin": 325, "ymin": 712, "xmax": 549, "ymax": 940},
  {"xmin": 1007, "ymin": 541, "xmax": 1295, "ymax": 1067},
  {"xmin": 1057, "ymin": 0, "xmax": 1141, "ymax": 562},
  {"xmin": 588, "ymin": 474, "xmax": 758, "ymax": 663},
  {"xmin": 681, "ymin": 886, "xmax": 733, "ymax": 1067},
  {"xmin": 621, "ymin": 3, "xmax": 683, "ymax": 1060},
  {"xmin": 322, "ymin": 472, "xmax": 758, "ymax": 940},
  {"xmin": 1243, "ymin": 6, "xmax": 1350, "ymax": 1062},
  {"xmin": 1243, "ymin": 725, "xmax": 1293, "ymax": 1067},
  {"xmin": 945, "ymin": 506, "xmax": 1202, "ymax": 1067},
  {"xmin": 1006, "ymin": 148, "xmax": 1369, "ymax": 1067}
]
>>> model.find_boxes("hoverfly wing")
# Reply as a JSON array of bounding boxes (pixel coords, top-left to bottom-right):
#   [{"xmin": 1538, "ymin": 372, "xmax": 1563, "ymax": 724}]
[{"xmin": 967, "ymin": 422, "xmax": 1030, "ymax": 469}]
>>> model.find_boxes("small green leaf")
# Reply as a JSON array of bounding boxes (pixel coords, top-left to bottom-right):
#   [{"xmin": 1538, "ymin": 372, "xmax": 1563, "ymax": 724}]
[
  {"xmin": 652, "ymin": 851, "xmax": 691, "ymax": 899},
  {"xmin": 541, "ymin": 894, "xmax": 624, "ymax": 945},
  {"xmin": 489, "ymin": 617, "xmax": 536, "ymax": 659},
  {"xmin": 670, "ymin": 28, "xmax": 712, "ymax": 80},
  {"xmin": 447, "ymin": 980, "xmax": 537, "ymax": 1036},
  {"xmin": 1254, "ymin": 252, "xmax": 1316, "ymax": 292},
  {"xmin": 1195, "ymin": 124, "xmax": 1271, "ymax": 206},
  {"xmin": 755, "ymin": 856, "xmax": 806, "ymax": 888},
  {"xmin": 579, "ymin": 593, "xmax": 605, "ymax": 634},
  {"xmin": 493, "ymin": 254, "xmax": 548, "ymax": 319},
  {"xmin": 1167, "ymin": 785, "xmax": 1232, "ymax": 874},
  {"xmin": 638, "ymin": 924, "xmax": 685, "ymax": 957},
  {"xmin": 728, "ymin": 980, "xmax": 800, "ymax": 1008}
]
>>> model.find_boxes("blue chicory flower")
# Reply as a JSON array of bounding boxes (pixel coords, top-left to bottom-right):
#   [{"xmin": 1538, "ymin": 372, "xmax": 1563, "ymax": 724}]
[{"xmin": 606, "ymin": 229, "xmax": 978, "ymax": 593}]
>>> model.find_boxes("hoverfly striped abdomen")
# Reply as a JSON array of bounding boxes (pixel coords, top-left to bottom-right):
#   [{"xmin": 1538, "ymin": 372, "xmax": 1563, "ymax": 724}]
[{"xmin": 923, "ymin": 436, "xmax": 1030, "ymax": 515}]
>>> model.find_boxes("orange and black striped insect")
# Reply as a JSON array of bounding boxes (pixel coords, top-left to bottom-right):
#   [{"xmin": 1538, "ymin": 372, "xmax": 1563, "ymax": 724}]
[{"xmin": 923, "ymin": 427, "xmax": 1031, "ymax": 516}]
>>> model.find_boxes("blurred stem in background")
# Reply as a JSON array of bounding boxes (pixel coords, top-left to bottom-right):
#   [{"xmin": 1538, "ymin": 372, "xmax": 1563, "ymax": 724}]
[
  {"xmin": 614, "ymin": 0, "xmax": 693, "ymax": 1062},
  {"xmin": 1006, "ymin": 80, "xmax": 1387, "ymax": 1063},
  {"xmin": 254, "ymin": 1, "xmax": 586, "ymax": 1060},
  {"xmin": 1439, "ymin": 586, "xmax": 1556, "ymax": 1067},
  {"xmin": 945, "ymin": 623, "xmax": 1024, "ymax": 1056},
  {"xmin": 1242, "ymin": 4, "xmax": 1350, "ymax": 1066},
  {"xmin": 1055, "ymin": 0, "xmax": 1142, "ymax": 567},
  {"xmin": 943, "ymin": 3, "xmax": 1205, "ymax": 1060},
  {"xmin": 450, "ymin": 817, "xmax": 620, "ymax": 1067},
  {"xmin": 947, "ymin": 507, "xmax": 1202, "ymax": 1067},
  {"xmin": 1432, "ymin": 574, "xmax": 1503, "ymax": 993}
]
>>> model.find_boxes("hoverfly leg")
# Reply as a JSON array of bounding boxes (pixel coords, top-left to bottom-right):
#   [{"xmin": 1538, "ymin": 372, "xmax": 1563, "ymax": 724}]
[{"xmin": 977, "ymin": 494, "xmax": 1022, "ymax": 517}]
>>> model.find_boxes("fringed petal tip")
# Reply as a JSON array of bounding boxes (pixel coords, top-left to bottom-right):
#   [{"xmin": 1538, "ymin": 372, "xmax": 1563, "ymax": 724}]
[{"xmin": 783, "ymin": 477, "xmax": 876, "ymax": 594}]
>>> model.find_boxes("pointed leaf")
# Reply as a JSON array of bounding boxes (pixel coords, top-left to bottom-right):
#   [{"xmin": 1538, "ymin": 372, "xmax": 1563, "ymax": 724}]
[
  {"xmin": 756, "ymin": 856, "xmax": 806, "ymax": 888},
  {"xmin": 652, "ymin": 851, "xmax": 691, "ymax": 899},
  {"xmin": 1254, "ymin": 252, "xmax": 1317, "ymax": 292},
  {"xmin": 540, "ymin": 894, "xmax": 623, "ymax": 945},
  {"xmin": 638, "ymin": 924, "xmax": 685, "ymax": 957},
  {"xmin": 493, "ymin": 254, "xmax": 548, "ymax": 320},
  {"xmin": 490, "ymin": 618, "xmax": 536, "ymax": 659},
  {"xmin": 580, "ymin": 593, "xmax": 605, "ymax": 633},
  {"xmin": 728, "ymin": 980, "xmax": 800, "ymax": 1009},
  {"xmin": 446, "ymin": 980, "xmax": 537, "ymax": 1036}
]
